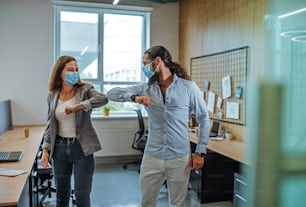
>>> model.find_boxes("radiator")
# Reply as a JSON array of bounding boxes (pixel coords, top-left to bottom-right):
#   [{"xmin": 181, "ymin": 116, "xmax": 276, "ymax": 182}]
[{"xmin": 94, "ymin": 129, "xmax": 140, "ymax": 157}]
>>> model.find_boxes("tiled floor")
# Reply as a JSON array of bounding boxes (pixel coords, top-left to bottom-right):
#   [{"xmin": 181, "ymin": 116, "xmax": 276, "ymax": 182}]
[{"xmin": 42, "ymin": 163, "xmax": 233, "ymax": 207}]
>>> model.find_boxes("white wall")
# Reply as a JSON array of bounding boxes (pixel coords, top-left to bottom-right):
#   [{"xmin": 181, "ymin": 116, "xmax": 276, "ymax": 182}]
[
  {"xmin": 0, "ymin": 0, "xmax": 179, "ymax": 125},
  {"xmin": 92, "ymin": 117, "xmax": 146, "ymax": 157},
  {"xmin": 0, "ymin": 0, "xmax": 52, "ymax": 125},
  {"xmin": 150, "ymin": 2, "xmax": 179, "ymax": 60}
]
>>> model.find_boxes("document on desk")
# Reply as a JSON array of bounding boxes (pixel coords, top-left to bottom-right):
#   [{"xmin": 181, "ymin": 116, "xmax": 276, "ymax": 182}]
[
  {"xmin": 210, "ymin": 137, "xmax": 224, "ymax": 141},
  {"xmin": 0, "ymin": 168, "xmax": 27, "ymax": 177}
]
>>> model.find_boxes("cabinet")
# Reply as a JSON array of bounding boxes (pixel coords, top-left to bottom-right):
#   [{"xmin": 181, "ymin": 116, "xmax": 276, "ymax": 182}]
[
  {"xmin": 189, "ymin": 151, "xmax": 240, "ymax": 203},
  {"xmin": 233, "ymin": 173, "xmax": 248, "ymax": 207}
]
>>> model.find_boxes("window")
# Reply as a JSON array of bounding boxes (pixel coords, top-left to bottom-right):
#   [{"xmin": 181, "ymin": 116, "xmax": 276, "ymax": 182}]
[{"xmin": 54, "ymin": 3, "xmax": 151, "ymax": 115}]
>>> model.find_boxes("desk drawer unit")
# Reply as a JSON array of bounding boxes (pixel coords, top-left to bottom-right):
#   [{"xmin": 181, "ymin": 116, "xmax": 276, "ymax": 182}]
[
  {"xmin": 189, "ymin": 150, "xmax": 240, "ymax": 203},
  {"xmin": 233, "ymin": 173, "xmax": 248, "ymax": 207}
]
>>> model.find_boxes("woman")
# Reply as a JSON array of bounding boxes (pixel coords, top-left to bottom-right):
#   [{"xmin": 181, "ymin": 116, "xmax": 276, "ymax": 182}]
[{"xmin": 41, "ymin": 55, "xmax": 108, "ymax": 207}]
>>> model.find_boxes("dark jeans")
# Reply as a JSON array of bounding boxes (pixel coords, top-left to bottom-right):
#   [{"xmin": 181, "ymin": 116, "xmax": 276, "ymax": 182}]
[{"xmin": 53, "ymin": 138, "xmax": 95, "ymax": 207}]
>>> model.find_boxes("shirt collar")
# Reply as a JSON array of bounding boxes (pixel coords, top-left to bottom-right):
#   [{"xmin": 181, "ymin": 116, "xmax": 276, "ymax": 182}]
[{"xmin": 152, "ymin": 74, "xmax": 178, "ymax": 87}]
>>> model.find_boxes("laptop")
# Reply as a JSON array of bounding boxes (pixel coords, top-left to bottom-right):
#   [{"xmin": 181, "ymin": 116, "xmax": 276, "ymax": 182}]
[
  {"xmin": 209, "ymin": 121, "xmax": 220, "ymax": 137},
  {"xmin": 0, "ymin": 151, "xmax": 23, "ymax": 162}
]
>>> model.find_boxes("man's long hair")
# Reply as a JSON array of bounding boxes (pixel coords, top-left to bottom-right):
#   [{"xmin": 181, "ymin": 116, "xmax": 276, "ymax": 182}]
[{"xmin": 144, "ymin": 46, "xmax": 190, "ymax": 85}]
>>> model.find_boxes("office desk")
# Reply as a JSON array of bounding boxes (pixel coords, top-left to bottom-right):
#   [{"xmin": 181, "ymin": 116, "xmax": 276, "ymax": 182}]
[
  {"xmin": 189, "ymin": 131, "xmax": 247, "ymax": 164},
  {"xmin": 0, "ymin": 126, "xmax": 45, "ymax": 207},
  {"xmin": 189, "ymin": 131, "xmax": 248, "ymax": 203}
]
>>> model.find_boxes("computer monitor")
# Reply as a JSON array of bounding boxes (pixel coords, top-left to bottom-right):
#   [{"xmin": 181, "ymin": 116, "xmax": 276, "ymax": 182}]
[
  {"xmin": 0, "ymin": 100, "xmax": 13, "ymax": 135},
  {"xmin": 209, "ymin": 121, "xmax": 220, "ymax": 137}
]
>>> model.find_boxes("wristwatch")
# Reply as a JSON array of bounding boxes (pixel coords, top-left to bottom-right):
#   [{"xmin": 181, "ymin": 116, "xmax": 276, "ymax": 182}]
[
  {"xmin": 195, "ymin": 152, "xmax": 205, "ymax": 157},
  {"xmin": 131, "ymin": 95, "xmax": 137, "ymax": 102}
]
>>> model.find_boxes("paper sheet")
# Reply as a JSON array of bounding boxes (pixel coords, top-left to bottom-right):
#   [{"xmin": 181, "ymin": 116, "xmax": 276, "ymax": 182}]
[
  {"xmin": 226, "ymin": 102, "xmax": 239, "ymax": 119},
  {"xmin": 207, "ymin": 91, "xmax": 215, "ymax": 113},
  {"xmin": 222, "ymin": 75, "xmax": 231, "ymax": 99},
  {"xmin": 203, "ymin": 80, "xmax": 210, "ymax": 91},
  {"xmin": 0, "ymin": 168, "xmax": 27, "ymax": 177},
  {"xmin": 217, "ymin": 96, "xmax": 222, "ymax": 109}
]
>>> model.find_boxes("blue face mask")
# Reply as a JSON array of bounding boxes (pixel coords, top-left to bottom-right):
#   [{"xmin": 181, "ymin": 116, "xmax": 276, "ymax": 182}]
[
  {"xmin": 142, "ymin": 63, "xmax": 155, "ymax": 79},
  {"xmin": 64, "ymin": 72, "xmax": 79, "ymax": 85}
]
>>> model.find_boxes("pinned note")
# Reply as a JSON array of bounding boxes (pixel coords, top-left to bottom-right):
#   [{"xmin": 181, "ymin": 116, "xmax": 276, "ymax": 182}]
[
  {"xmin": 207, "ymin": 91, "xmax": 216, "ymax": 113},
  {"xmin": 222, "ymin": 75, "xmax": 231, "ymax": 99},
  {"xmin": 226, "ymin": 102, "xmax": 239, "ymax": 119},
  {"xmin": 217, "ymin": 96, "xmax": 222, "ymax": 109}
]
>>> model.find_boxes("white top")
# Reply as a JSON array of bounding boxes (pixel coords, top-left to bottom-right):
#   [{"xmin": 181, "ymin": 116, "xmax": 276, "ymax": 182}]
[{"xmin": 55, "ymin": 96, "xmax": 76, "ymax": 138}]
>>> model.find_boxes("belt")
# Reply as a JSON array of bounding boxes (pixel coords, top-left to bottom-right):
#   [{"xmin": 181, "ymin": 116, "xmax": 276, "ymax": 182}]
[{"xmin": 57, "ymin": 135, "xmax": 77, "ymax": 143}]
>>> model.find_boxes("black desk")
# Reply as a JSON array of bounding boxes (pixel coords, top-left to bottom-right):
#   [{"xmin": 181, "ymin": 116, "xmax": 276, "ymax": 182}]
[
  {"xmin": 189, "ymin": 132, "xmax": 247, "ymax": 203},
  {"xmin": 189, "ymin": 148, "xmax": 240, "ymax": 203}
]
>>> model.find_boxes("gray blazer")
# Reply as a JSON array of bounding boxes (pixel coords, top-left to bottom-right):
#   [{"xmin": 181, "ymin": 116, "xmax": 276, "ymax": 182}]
[{"xmin": 42, "ymin": 83, "xmax": 108, "ymax": 158}]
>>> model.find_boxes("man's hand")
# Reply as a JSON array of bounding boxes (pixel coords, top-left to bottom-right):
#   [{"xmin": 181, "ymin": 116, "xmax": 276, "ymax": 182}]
[
  {"xmin": 190, "ymin": 153, "xmax": 204, "ymax": 170},
  {"xmin": 135, "ymin": 96, "xmax": 151, "ymax": 106}
]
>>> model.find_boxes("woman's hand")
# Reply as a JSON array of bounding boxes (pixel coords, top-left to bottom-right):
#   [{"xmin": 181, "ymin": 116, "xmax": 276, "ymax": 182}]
[
  {"xmin": 65, "ymin": 103, "xmax": 84, "ymax": 115},
  {"xmin": 41, "ymin": 148, "xmax": 50, "ymax": 168},
  {"xmin": 135, "ymin": 96, "xmax": 151, "ymax": 106}
]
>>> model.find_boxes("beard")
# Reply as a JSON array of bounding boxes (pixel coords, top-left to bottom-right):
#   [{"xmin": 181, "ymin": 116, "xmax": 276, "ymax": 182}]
[{"xmin": 148, "ymin": 71, "xmax": 160, "ymax": 86}]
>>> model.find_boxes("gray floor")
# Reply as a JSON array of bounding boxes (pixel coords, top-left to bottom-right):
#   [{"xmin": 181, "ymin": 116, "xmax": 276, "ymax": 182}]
[{"xmin": 42, "ymin": 163, "xmax": 233, "ymax": 207}]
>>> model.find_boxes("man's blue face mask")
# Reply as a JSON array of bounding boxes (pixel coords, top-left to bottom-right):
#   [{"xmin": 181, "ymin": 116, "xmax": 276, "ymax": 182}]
[
  {"xmin": 64, "ymin": 72, "xmax": 79, "ymax": 85},
  {"xmin": 142, "ymin": 62, "xmax": 155, "ymax": 79}
]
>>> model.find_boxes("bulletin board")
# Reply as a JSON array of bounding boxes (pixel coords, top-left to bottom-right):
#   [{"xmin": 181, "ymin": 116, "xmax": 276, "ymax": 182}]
[{"xmin": 191, "ymin": 46, "xmax": 249, "ymax": 125}]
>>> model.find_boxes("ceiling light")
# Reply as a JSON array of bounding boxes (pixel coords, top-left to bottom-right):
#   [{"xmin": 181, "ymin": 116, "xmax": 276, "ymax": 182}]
[
  {"xmin": 292, "ymin": 35, "xmax": 306, "ymax": 43},
  {"xmin": 278, "ymin": 7, "xmax": 306, "ymax": 19},
  {"xmin": 113, "ymin": 0, "xmax": 119, "ymax": 5},
  {"xmin": 280, "ymin": 30, "xmax": 306, "ymax": 38},
  {"xmin": 80, "ymin": 46, "xmax": 88, "ymax": 56}
]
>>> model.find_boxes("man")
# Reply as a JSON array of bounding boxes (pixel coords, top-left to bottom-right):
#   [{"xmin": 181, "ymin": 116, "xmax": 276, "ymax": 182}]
[{"xmin": 107, "ymin": 46, "xmax": 210, "ymax": 207}]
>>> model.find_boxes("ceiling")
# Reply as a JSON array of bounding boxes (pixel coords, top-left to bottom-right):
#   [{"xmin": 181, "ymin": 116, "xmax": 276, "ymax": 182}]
[
  {"xmin": 122, "ymin": 0, "xmax": 177, "ymax": 3},
  {"xmin": 148, "ymin": 0, "xmax": 177, "ymax": 2},
  {"xmin": 63, "ymin": 0, "xmax": 178, "ymax": 4}
]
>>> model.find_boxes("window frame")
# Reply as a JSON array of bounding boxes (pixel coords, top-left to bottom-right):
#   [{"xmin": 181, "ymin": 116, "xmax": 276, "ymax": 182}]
[{"xmin": 52, "ymin": 1, "xmax": 152, "ymax": 116}]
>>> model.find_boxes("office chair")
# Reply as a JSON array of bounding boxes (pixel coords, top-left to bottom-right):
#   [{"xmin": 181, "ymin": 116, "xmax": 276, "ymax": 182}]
[
  {"xmin": 33, "ymin": 147, "xmax": 76, "ymax": 207},
  {"xmin": 32, "ymin": 148, "xmax": 56, "ymax": 207},
  {"xmin": 122, "ymin": 108, "xmax": 147, "ymax": 172}
]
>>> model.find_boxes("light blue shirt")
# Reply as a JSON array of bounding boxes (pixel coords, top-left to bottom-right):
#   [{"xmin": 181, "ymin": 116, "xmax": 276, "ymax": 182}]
[{"xmin": 107, "ymin": 75, "xmax": 210, "ymax": 160}]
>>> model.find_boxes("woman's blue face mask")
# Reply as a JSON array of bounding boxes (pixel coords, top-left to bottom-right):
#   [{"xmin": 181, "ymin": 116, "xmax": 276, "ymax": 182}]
[
  {"xmin": 142, "ymin": 61, "xmax": 155, "ymax": 79},
  {"xmin": 64, "ymin": 72, "xmax": 79, "ymax": 85}
]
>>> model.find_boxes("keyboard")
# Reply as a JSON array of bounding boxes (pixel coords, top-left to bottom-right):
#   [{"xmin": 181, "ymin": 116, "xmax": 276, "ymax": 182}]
[
  {"xmin": 209, "ymin": 132, "xmax": 218, "ymax": 137},
  {"xmin": 0, "ymin": 151, "xmax": 23, "ymax": 162}
]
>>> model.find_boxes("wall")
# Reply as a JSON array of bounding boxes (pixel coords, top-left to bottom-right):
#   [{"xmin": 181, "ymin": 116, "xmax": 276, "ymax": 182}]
[
  {"xmin": 150, "ymin": 2, "xmax": 179, "ymax": 55},
  {"xmin": 0, "ymin": 0, "xmax": 179, "ymax": 125},
  {"xmin": 0, "ymin": 0, "xmax": 52, "ymax": 125},
  {"xmin": 92, "ymin": 116, "xmax": 148, "ymax": 157},
  {"xmin": 179, "ymin": 0, "xmax": 267, "ymax": 141}
]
